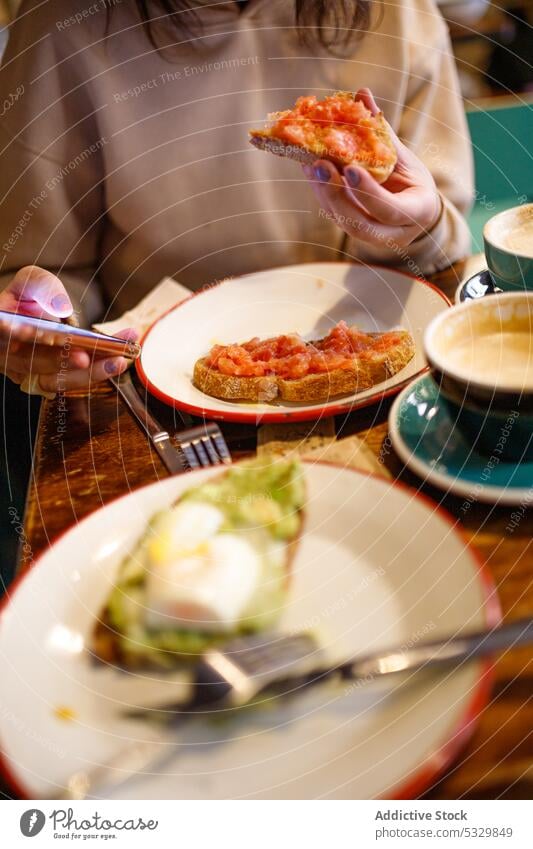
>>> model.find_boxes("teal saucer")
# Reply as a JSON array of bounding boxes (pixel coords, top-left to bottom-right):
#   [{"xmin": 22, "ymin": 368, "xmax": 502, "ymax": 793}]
[{"xmin": 389, "ymin": 375, "xmax": 533, "ymax": 504}]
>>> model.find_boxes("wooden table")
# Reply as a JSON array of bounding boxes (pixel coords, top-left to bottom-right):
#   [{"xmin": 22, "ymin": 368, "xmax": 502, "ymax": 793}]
[{"xmin": 5, "ymin": 262, "xmax": 533, "ymax": 800}]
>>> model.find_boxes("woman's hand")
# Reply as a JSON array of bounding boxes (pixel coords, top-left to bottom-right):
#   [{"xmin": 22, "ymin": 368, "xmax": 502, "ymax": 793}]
[
  {"xmin": 0, "ymin": 265, "xmax": 134, "ymax": 393},
  {"xmin": 303, "ymin": 88, "xmax": 442, "ymax": 251}
]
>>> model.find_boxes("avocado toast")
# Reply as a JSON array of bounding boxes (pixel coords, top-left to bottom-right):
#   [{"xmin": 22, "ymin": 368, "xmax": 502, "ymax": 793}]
[{"xmin": 93, "ymin": 458, "xmax": 305, "ymax": 669}]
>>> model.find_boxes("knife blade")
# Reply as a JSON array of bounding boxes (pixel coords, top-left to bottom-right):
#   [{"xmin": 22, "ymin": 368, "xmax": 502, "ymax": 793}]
[{"xmin": 111, "ymin": 370, "xmax": 187, "ymax": 475}]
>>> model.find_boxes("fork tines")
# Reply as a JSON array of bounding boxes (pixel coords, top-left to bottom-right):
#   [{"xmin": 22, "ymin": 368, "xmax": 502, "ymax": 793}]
[{"xmin": 176, "ymin": 422, "xmax": 232, "ymax": 469}]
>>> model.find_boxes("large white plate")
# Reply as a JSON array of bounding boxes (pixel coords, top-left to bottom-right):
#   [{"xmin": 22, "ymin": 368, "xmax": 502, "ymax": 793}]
[
  {"xmin": 0, "ymin": 463, "xmax": 499, "ymax": 800},
  {"xmin": 137, "ymin": 263, "xmax": 449, "ymax": 422}
]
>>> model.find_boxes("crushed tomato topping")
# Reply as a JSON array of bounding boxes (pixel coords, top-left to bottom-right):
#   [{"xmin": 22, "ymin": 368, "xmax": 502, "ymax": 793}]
[
  {"xmin": 206, "ymin": 321, "xmax": 405, "ymax": 379},
  {"xmin": 269, "ymin": 94, "xmax": 391, "ymax": 164}
]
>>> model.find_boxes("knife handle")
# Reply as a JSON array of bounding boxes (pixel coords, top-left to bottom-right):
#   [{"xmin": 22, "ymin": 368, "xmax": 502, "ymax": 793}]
[{"xmin": 342, "ymin": 617, "xmax": 533, "ymax": 681}]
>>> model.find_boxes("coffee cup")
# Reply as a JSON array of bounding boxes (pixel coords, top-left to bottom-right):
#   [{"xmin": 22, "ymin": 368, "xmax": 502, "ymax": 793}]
[
  {"xmin": 424, "ymin": 292, "xmax": 533, "ymax": 461},
  {"xmin": 484, "ymin": 203, "xmax": 533, "ymax": 291},
  {"xmin": 462, "ymin": 203, "xmax": 533, "ymax": 298}
]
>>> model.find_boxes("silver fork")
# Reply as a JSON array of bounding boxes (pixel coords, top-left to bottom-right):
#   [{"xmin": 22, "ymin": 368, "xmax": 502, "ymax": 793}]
[
  {"xmin": 136, "ymin": 632, "xmax": 324, "ymax": 715},
  {"xmin": 175, "ymin": 420, "xmax": 232, "ymax": 469},
  {"xmin": 112, "ymin": 370, "xmax": 231, "ymax": 471}
]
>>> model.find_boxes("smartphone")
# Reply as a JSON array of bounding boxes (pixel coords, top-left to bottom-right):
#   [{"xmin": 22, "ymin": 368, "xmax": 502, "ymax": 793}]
[{"xmin": 0, "ymin": 310, "xmax": 141, "ymax": 360}]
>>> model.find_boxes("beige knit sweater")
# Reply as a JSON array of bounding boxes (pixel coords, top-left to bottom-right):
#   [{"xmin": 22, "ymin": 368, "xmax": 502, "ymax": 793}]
[{"xmin": 0, "ymin": 0, "xmax": 473, "ymax": 320}]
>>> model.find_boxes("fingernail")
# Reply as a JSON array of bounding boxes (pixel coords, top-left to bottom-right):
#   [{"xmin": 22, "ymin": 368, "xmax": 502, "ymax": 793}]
[
  {"xmin": 120, "ymin": 327, "xmax": 138, "ymax": 342},
  {"xmin": 313, "ymin": 165, "xmax": 331, "ymax": 183},
  {"xmin": 345, "ymin": 169, "xmax": 360, "ymax": 189},
  {"xmin": 104, "ymin": 359, "xmax": 120, "ymax": 375},
  {"xmin": 51, "ymin": 294, "xmax": 71, "ymax": 313}
]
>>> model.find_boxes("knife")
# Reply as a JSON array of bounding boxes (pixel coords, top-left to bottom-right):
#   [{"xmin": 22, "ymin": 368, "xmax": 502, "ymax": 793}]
[{"xmin": 111, "ymin": 370, "xmax": 187, "ymax": 475}]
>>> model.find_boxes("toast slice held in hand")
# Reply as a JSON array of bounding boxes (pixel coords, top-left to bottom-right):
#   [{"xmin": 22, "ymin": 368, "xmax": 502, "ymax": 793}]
[{"xmin": 249, "ymin": 91, "xmax": 397, "ymax": 183}]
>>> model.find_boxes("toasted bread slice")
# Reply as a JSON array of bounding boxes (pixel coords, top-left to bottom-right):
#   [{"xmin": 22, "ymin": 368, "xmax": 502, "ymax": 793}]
[
  {"xmin": 93, "ymin": 608, "xmax": 128, "ymax": 668},
  {"xmin": 249, "ymin": 91, "xmax": 397, "ymax": 183},
  {"xmin": 193, "ymin": 330, "xmax": 415, "ymax": 404}
]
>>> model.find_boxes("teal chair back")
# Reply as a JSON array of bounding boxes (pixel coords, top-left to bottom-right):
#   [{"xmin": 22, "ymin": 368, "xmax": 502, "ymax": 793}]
[{"xmin": 466, "ymin": 101, "xmax": 533, "ymax": 251}]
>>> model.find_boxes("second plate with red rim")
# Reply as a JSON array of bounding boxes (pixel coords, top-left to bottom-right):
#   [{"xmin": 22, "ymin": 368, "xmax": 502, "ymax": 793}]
[
  {"xmin": 136, "ymin": 262, "xmax": 449, "ymax": 423},
  {"xmin": 0, "ymin": 462, "xmax": 500, "ymax": 799}
]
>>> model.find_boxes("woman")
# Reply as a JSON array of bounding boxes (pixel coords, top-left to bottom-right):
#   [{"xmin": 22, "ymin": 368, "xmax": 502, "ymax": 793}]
[{"xmin": 0, "ymin": 0, "xmax": 473, "ymax": 394}]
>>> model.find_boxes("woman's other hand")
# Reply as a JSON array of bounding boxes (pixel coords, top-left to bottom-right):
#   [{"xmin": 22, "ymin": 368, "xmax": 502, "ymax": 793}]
[{"xmin": 303, "ymin": 88, "xmax": 442, "ymax": 253}]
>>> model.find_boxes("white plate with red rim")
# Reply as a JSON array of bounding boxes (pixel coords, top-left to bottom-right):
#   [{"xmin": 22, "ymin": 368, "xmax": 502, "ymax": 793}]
[
  {"xmin": 136, "ymin": 262, "xmax": 450, "ymax": 423},
  {"xmin": 0, "ymin": 462, "xmax": 499, "ymax": 800}
]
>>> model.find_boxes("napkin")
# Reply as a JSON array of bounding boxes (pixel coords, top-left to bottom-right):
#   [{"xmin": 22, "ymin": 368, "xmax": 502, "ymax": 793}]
[
  {"xmin": 93, "ymin": 277, "xmax": 192, "ymax": 338},
  {"xmin": 257, "ymin": 420, "xmax": 388, "ymax": 478},
  {"xmin": 257, "ymin": 419, "xmax": 336, "ymax": 456}
]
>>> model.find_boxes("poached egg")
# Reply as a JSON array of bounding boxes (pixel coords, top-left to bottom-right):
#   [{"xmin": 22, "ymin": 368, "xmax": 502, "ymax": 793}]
[{"xmin": 144, "ymin": 502, "xmax": 262, "ymax": 632}]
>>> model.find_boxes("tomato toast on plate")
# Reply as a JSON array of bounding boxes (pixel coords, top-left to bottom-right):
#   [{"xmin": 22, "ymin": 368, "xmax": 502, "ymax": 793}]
[{"xmin": 193, "ymin": 321, "xmax": 415, "ymax": 404}]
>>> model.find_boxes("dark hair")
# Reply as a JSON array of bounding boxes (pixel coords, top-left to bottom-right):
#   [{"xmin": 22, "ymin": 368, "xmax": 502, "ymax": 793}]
[{"xmin": 132, "ymin": 1, "xmax": 374, "ymax": 51}]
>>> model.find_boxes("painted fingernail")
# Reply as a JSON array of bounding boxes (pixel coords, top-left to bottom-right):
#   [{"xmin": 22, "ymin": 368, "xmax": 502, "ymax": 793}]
[
  {"xmin": 345, "ymin": 169, "xmax": 360, "ymax": 188},
  {"xmin": 313, "ymin": 165, "xmax": 331, "ymax": 183},
  {"xmin": 104, "ymin": 359, "xmax": 120, "ymax": 375},
  {"xmin": 51, "ymin": 294, "xmax": 71, "ymax": 313},
  {"xmin": 120, "ymin": 327, "xmax": 138, "ymax": 342}
]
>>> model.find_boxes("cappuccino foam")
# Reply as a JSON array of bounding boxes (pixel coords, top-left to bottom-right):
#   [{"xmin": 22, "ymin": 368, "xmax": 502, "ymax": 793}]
[
  {"xmin": 502, "ymin": 220, "xmax": 533, "ymax": 258},
  {"xmin": 448, "ymin": 330, "xmax": 533, "ymax": 388}
]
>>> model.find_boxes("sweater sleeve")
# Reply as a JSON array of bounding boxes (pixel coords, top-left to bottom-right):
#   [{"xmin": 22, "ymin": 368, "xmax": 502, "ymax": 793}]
[
  {"xmin": 0, "ymin": 2, "xmax": 106, "ymax": 323},
  {"xmin": 347, "ymin": 12, "xmax": 474, "ymax": 276}
]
